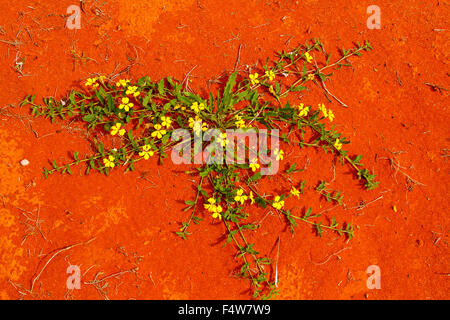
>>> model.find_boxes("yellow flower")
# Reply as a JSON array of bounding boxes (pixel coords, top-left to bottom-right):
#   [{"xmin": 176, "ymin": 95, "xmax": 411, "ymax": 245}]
[
  {"xmin": 189, "ymin": 115, "xmax": 201, "ymax": 128},
  {"xmin": 235, "ymin": 115, "xmax": 246, "ymax": 128},
  {"xmin": 212, "ymin": 210, "xmax": 222, "ymax": 220},
  {"xmin": 116, "ymin": 79, "xmax": 131, "ymax": 87},
  {"xmin": 188, "ymin": 116, "xmax": 207, "ymax": 135},
  {"xmin": 97, "ymin": 75, "xmax": 106, "ymax": 82},
  {"xmin": 327, "ymin": 109, "xmax": 335, "ymax": 122},
  {"xmin": 235, "ymin": 120, "xmax": 245, "ymax": 128},
  {"xmin": 188, "ymin": 116, "xmax": 196, "ymax": 128},
  {"xmin": 272, "ymin": 196, "xmax": 285, "ymax": 210},
  {"xmin": 174, "ymin": 104, "xmax": 186, "ymax": 111},
  {"xmin": 274, "ymin": 148, "xmax": 284, "ymax": 161},
  {"xmin": 85, "ymin": 78, "xmax": 99, "ymax": 88},
  {"xmin": 318, "ymin": 103, "xmax": 328, "ymax": 118},
  {"xmin": 265, "ymin": 70, "xmax": 275, "ymax": 81},
  {"xmin": 110, "ymin": 123, "xmax": 125, "ymax": 136},
  {"xmin": 249, "ymin": 73, "xmax": 259, "ymax": 85},
  {"xmin": 125, "ymin": 85, "xmax": 140, "ymax": 97},
  {"xmin": 204, "ymin": 198, "xmax": 223, "ymax": 219},
  {"xmin": 151, "ymin": 124, "xmax": 167, "ymax": 139},
  {"xmin": 217, "ymin": 132, "xmax": 228, "ymax": 147},
  {"xmin": 269, "ymin": 85, "xmax": 276, "ymax": 96},
  {"xmin": 298, "ymin": 103, "xmax": 310, "ymax": 117},
  {"xmin": 103, "ymin": 155, "xmax": 115, "ymax": 168},
  {"xmin": 304, "ymin": 52, "xmax": 313, "ymax": 63},
  {"xmin": 211, "ymin": 204, "xmax": 223, "ymax": 220},
  {"xmin": 194, "ymin": 121, "xmax": 207, "ymax": 136},
  {"xmin": 191, "ymin": 102, "xmax": 205, "ymax": 113},
  {"xmin": 249, "ymin": 158, "xmax": 260, "ymax": 172},
  {"xmin": 307, "ymin": 73, "xmax": 315, "ymax": 81},
  {"xmin": 161, "ymin": 116, "xmax": 172, "ymax": 128},
  {"xmin": 234, "ymin": 189, "xmax": 248, "ymax": 205},
  {"xmin": 139, "ymin": 144, "xmax": 154, "ymax": 160},
  {"xmin": 204, "ymin": 198, "xmax": 216, "ymax": 211},
  {"xmin": 214, "ymin": 204, "xmax": 223, "ymax": 214},
  {"xmin": 334, "ymin": 139, "xmax": 342, "ymax": 150},
  {"xmin": 290, "ymin": 187, "xmax": 300, "ymax": 198},
  {"xmin": 249, "ymin": 191, "xmax": 255, "ymax": 205},
  {"xmin": 118, "ymin": 97, "xmax": 134, "ymax": 112},
  {"xmin": 200, "ymin": 123, "xmax": 208, "ymax": 135}
]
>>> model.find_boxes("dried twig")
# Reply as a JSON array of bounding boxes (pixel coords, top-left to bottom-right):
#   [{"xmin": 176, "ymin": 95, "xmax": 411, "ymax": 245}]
[
  {"xmin": 348, "ymin": 195, "xmax": 383, "ymax": 211},
  {"xmin": 313, "ymin": 54, "xmax": 348, "ymax": 107},
  {"xmin": 30, "ymin": 237, "xmax": 96, "ymax": 293},
  {"xmin": 17, "ymin": 204, "xmax": 46, "ymax": 245},
  {"xmin": 234, "ymin": 44, "xmax": 243, "ymax": 71},
  {"xmin": 84, "ymin": 267, "xmax": 138, "ymax": 300},
  {"xmin": 310, "ymin": 247, "xmax": 351, "ymax": 265},
  {"xmin": 274, "ymin": 236, "xmax": 280, "ymax": 287},
  {"xmin": 379, "ymin": 152, "xmax": 426, "ymax": 186},
  {"xmin": 181, "ymin": 65, "xmax": 197, "ymax": 92}
]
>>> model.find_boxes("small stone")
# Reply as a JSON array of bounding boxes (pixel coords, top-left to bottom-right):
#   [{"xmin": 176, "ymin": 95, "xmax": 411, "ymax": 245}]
[{"xmin": 20, "ymin": 159, "xmax": 30, "ymax": 166}]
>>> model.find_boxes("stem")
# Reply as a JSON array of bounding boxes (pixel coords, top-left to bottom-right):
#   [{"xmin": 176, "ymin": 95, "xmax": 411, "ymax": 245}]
[
  {"xmin": 181, "ymin": 176, "xmax": 204, "ymax": 233},
  {"xmin": 246, "ymin": 185, "xmax": 351, "ymax": 235}
]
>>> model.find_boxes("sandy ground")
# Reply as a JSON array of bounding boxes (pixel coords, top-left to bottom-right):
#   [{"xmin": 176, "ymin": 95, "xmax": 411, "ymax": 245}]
[{"xmin": 0, "ymin": 0, "xmax": 448, "ymax": 299}]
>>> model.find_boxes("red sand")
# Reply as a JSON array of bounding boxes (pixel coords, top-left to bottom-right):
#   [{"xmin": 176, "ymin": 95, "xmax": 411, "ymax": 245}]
[{"xmin": 0, "ymin": 0, "xmax": 448, "ymax": 299}]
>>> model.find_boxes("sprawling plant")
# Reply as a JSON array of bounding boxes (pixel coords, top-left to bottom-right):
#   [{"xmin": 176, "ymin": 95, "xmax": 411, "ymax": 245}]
[{"xmin": 21, "ymin": 39, "xmax": 378, "ymax": 298}]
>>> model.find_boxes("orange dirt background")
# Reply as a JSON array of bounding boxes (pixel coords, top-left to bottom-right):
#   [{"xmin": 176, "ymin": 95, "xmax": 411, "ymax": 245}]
[{"xmin": 0, "ymin": 0, "xmax": 448, "ymax": 300}]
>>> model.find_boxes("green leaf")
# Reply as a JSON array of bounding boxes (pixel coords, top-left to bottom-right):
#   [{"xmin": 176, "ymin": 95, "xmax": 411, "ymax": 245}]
[
  {"xmin": 142, "ymin": 93, "xmax": 151, "ymax": 107},
  {"xmin": 107, "ymin": 94, "xmax": 114, "ymax": 111},
  {"xmin": 176, "ymin": 232, "xmax": 187, "ymax": 240},
  {"xmin": 161, "ymin": 132, "xmax": 171, "ymax": 145},
  {"xmin": 128, "ymin": 129, "xmax": 138, "ymax": 149},
  {"xmin": 223, "ymin": 71, "xmax": 237, "ymax": 108},
  {"xmin": 73, "ymin": 151, "xmax": 80, "ymax": 164},
  {"xmin": 137, "ymin": 75, "xmax": 150, "ymax": 86},
  {"xmin": 255, "ymin": 196, "xmax": 267, "ymax": 209},
  {"xmin": 304, "ymin": 207, "xmax": 312, "ymax": 219},
  {"xmin": 82, "ymin": 114, "xmax": 95, "ymax": 122},
  {"xmin": 302, "ymin": 64, "xmax": 308, "ymax": 77},
  {"xmin": 52, "ymin": 160, "xmax": 59, "ymax": 171},
  {"xmin": 95, "ymin": 88, "xmax": 105, "ymax": 105},
  {"xmin": 316, "ymin": 223, "xmax": 323, "ymax": 237},
  {"xmin": 157, "ymin": 79, "xmax": 165, "ymax": 95},
  {"xmin": 291, "ymin": 85, "xmax": 306, "ymax": 92},
  {"xmin": 43, "ymin": 167, "xmax": 49, "ymax": 179},
  {"xmin": 69, "ymin": 92, "xmax": 77, "ymax": 107},
  {"xmin": 286, "ymin": 163, "xmax": 297, "ymax": 174},
  {"xmin": 316, "ymin": 181, "xmax": 326, "ymax": 191},
  {"xmin": 199, "ymin": 170, "xmax": 209, "ymax": 177},
  {"xmin": 249, "ymin": 172, "xmax": 262, "ymax": 182}
]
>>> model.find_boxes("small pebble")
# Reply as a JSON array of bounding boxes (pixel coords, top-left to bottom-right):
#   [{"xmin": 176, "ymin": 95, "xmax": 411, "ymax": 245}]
[{"xmin": 20, "ymin": 159, "xmax": 30, "ymax": 166}]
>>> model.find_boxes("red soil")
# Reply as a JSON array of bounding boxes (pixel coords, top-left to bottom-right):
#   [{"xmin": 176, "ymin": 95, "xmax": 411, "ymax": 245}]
[{"xmin": 0, "ymin": 0, "xmax": 448, "ymax": 299}]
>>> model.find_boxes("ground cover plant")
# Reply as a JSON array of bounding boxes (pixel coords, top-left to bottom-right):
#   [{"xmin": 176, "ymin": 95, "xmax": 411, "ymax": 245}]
[{"xmin": 20, "ymin": 39, "xmax": 378, "ymax": 299}]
